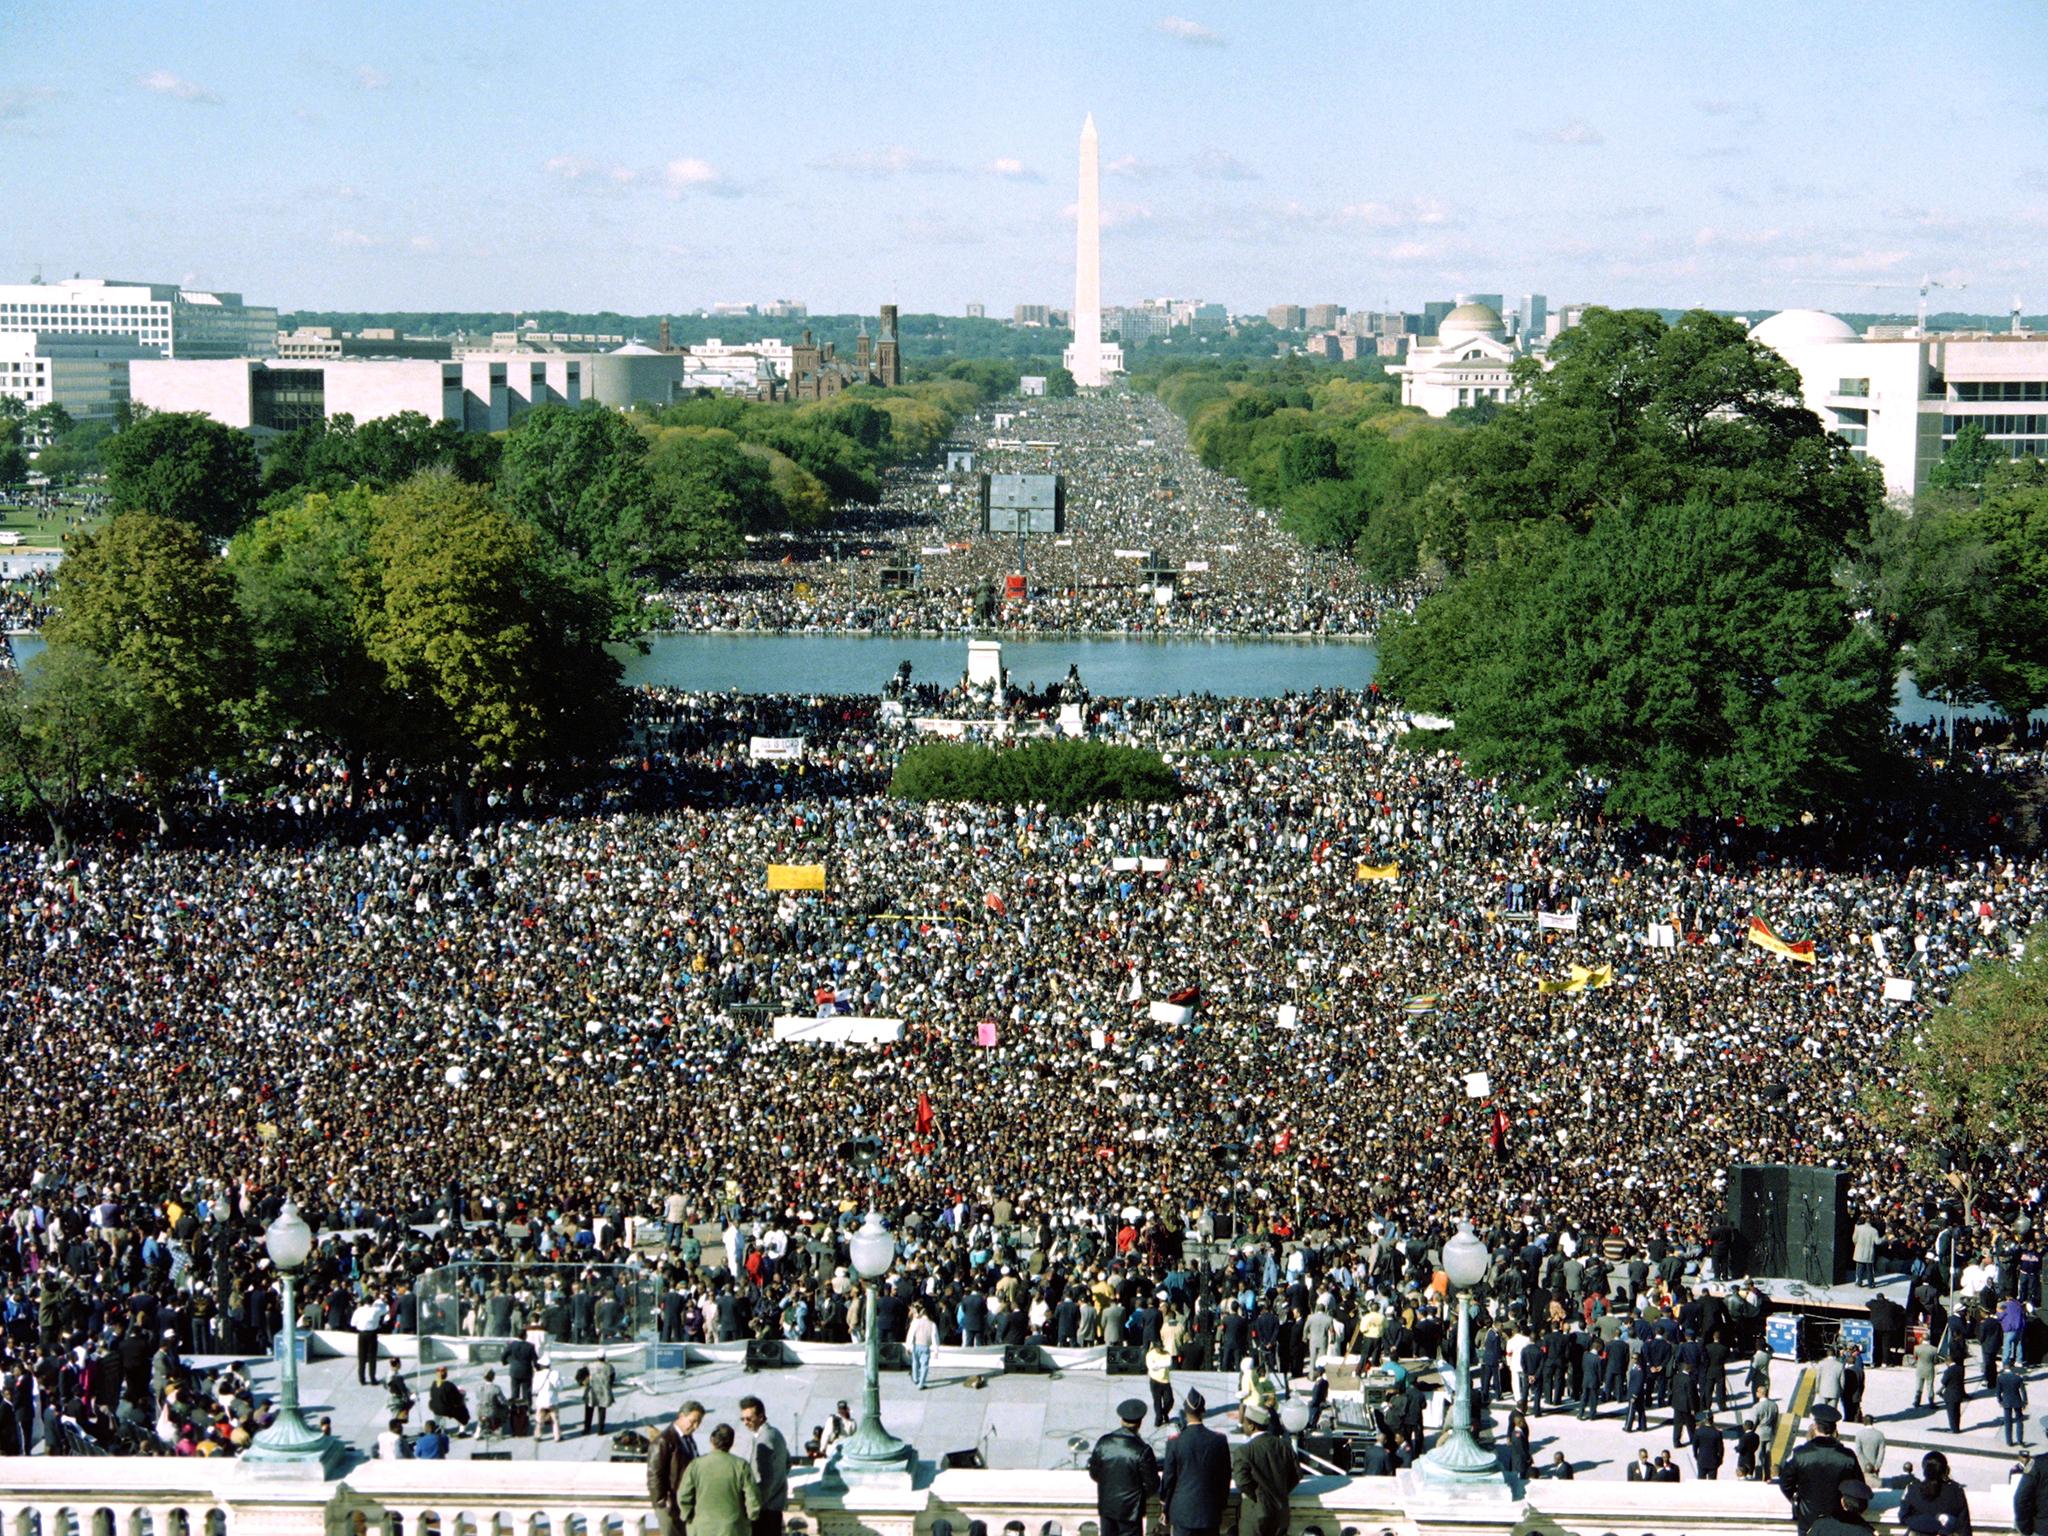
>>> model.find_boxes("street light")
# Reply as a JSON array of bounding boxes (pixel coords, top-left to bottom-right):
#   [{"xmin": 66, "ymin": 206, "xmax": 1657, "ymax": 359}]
[
  {"xmin": 243, "ymin": 1199, "xmax": 342, "ymax": 1470},
  {"xmin": 833, "ymin": 1208, "xmax": 915, "ymax": 1481},
  {"xmin": 1419, "ymin": 1219, "xmax": 1504, "ymax": 1485}
]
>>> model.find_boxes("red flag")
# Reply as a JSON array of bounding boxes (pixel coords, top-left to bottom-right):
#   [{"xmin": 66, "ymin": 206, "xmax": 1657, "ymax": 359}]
[
  {"xmin": 1275, "ymin": 1128, "xmax": 1293, "ymax": 1155},
  {"xmin": 1489, "ymin": 1106, "xmax": 1509, "ymax": 1153},
  {"xmin": 984, "ymin": 892, "xmax": 1007, "ymax": 914},
  {"xmin": 1167, "ymin": 985, "xmax": 1201, "ymax": 1007},
  {"xmin": 914, "ymin": 1092, "xmax": 935, "ymax": 1138}
]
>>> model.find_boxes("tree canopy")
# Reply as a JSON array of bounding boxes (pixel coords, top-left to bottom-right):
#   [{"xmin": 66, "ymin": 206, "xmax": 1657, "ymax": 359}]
[
  {"xmin": 1376, "ymin": 308, "xmax": 1892, "ymax": 825},
  {"xmin": 103, "ymin": 411, "xmax": 263, "ymax": 539}
]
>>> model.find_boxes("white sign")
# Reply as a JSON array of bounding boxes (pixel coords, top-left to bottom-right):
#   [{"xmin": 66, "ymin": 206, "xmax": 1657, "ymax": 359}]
[
  {"xmin": 770, "ymin": 1016, "xmax": 906, "ymax": 1045},
  {"xmin": 1463, "ymin": 1071, "xmax": 1493, "ymax": 1099},
  {"xmin": 1646, "ymin": 923, "xmax": 1678, "ymax": 949},
  {"xmin": 1149, "ymin": 1001, "xmax": 1194, "ymax": 1027},
  {"xmin": 1277, "ymin": 1004, "xmax": 1300, "ymax": 1032},
  {"xmin": 1183, "ymin": 560, "xmax": 1210, "ymax": 572},
  {"xmin": 1536, "ymin": 910, "xmax": 1580, "ymax": 932},
  {"xmin": 1882, "ymin": 977, "xmax": 1916, "ymax": 1003},
  {"xmin": 748, "ymin": 736, "xmax": 805, "ymax": 762}
]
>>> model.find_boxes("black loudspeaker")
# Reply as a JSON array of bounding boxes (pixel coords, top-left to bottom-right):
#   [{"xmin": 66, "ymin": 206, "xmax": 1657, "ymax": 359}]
[
  {"xmin": 1003, "ymin": 1343, "xmax": 1050, "ymax": 1374},
  {"xmin": 877, "ymin": 1341, "xmax": 909, "ymax": 1373},
  {"xmin": 944, "ymin": 1448, "xmax": 987, "ymax": 1469},
  {"xmin": 1727, "ymin": 1164, "xmax": 1849, "ymax": 1285},
  {"xmin": 1105, "ymin": 1344, "xmax": 1148, "ymax": 1376},
  {"xmin": 743, "ymin": 1339, "xmax": 790, "ymax": 1371}
]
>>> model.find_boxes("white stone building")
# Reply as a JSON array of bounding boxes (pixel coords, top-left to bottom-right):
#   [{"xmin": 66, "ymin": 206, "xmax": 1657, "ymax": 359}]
[
  {"xmin": 1389, "ymin": 301, "xmax": 1525, "ymax": 415},
  {"xmin": 130, "ymin": 355, "xmax": 580, "ymax": 435},
  {"xmin": 0, "ymin": 277, "xmax": 275, "ymax": 358},
  {"xmin": 1748, "ymin": 308, "xmax": 2048, "ymax": 497}
]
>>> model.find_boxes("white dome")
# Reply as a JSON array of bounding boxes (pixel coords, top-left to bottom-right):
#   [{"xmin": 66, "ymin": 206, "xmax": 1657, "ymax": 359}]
[
  {"xmin": 1750, "ymin": 309, "xmax": 1859, "ymax": 351},
  {"xmin": 1436, "ymin": 302, "xmax": 1505, "ymax": 346}
]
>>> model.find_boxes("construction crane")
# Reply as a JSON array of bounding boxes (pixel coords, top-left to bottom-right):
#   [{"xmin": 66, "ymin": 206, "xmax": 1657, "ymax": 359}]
[
  {"xmin": 2013, "ymin": 295, "xmax": 2028, "ymax": 337},
  {"xmin": 1790, "ymin": 273, "xmax": 1968, "ymax": 335}
]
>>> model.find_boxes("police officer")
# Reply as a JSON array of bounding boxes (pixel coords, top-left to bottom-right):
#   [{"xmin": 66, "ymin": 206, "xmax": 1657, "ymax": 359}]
[
  {"xmin": 1777, "ymin": 1404, "xmax": 1862, "ymax": 1536},
  {"xmin": 1088, "ymin": 1398, "xmax": 1162, "ymax": 1536},
  {"xmin": 1158, "ymin": 1390, "xmax": 1231, "ymax": 1536}
]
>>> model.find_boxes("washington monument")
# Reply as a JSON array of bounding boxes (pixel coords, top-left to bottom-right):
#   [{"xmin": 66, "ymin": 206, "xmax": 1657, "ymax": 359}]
[{"xmin": 1063, "ymin": 114, "xmax": 1124, "ymax": 388}]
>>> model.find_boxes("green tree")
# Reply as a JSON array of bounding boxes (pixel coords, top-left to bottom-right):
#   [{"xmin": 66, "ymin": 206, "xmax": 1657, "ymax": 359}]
[
  {"xmin": 365, "ymin": 473, "xmax": 624, "ymax": 787},
  {"xmin": 496, "ymin": 404, "xmax": 655, "ymax": 560},
  {"xmin": 1878, "ymin": 925, "xmax": 2048, "ymax": 1219},
  {"xmin": 227, "ymin": 487, "xmax": 404, "ymax": 794},
  {"xmin": 32, "ymin": 420, "xmax": 112, "ymax": 482},
  {"xmin": 1929, "ymin": 421, "xmax": 2003, "ymax": 495},
  {"xmin": 623, "ymin": 430, "xmax": 776, "ymax": 573},
  {"xmin": 0, "ymin": 647, "xmax": 135, "ymax": 855},
  {"xmin": 43, "ymin": 511, "xmax": 252, "ymax": 826},
  {"xmin": 103, "ymin": 411, "xmax": 263, "ymax": 539},
  {"xmin": 1044, "ymin": 366, "xmax": 1078, "ymax": 399}
]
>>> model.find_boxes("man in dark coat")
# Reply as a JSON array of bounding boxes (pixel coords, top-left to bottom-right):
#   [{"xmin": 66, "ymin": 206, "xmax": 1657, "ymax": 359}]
[
  {"xmin": 1230, "ymin": 1404, "xmax": 1300, "ymax": 1536},
  {"xmin": 1693, "ymin": 1414, "xmax": 1726, "ymax": 1480},
  {"xmin": 1159, "ymin": 1390, "xmax": 1231, "ymax": 1536},
  {"xmin": 1777, "ymin": 1404, "xmax": 1862, "ymax": 1536},
  {"xmin": 2001, "ymin": 1363, "xmax": 2031, "ymax": 1446},
  {"xmin": 647, "ymin": 1401, "xmax": 704, "ymax": 1536},
  {"xmin": 1670, "ymin": 1359, "xmax": 1698, "ymax": 1447},
  {"xmin": 1088, "ymin": 1398, "xmax": 1162, "ymax": 1536},
  {"xmin": 1939, "ymin": 1355, "xmax": 1967, "ymax": 1434},
  {"xmin": 1353, "ymin": 1432, "xmax": 1397, "ymax": 1477},
  {"xmin": 501, "ymin": 1335, "xmax": 538, "ymax": 1418},
  {"xmin": 2015, "ymin": 1419, "xmax": 2048, "ymax": 1535}
]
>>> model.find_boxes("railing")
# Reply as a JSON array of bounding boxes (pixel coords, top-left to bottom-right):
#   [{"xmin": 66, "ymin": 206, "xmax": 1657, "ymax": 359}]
[{"xmin": 0, "ymin": 1457, "xmax": 1862, "ymax": 1536}]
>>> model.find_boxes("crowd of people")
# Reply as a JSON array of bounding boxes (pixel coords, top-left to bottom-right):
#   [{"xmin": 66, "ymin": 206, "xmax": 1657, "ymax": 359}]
[
  {"xmin": 650, "ymin": 393, "xmax": 1416, "ymax": 638},
  {"xmin": 0, "ymin": 669, "xmax": 2040, "ymax": 1477}
]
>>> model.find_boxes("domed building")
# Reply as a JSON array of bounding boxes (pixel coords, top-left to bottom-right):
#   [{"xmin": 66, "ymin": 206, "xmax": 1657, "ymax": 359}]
[{"xmin": 1390, "ymin": 300, "xmax": 1534, "ymax": 416}]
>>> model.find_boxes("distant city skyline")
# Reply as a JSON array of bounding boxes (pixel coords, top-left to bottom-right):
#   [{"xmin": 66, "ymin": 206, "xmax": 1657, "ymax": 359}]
[{"xmin": 3, "ymin": 0, "xmax": 2042, "ymax": 316}]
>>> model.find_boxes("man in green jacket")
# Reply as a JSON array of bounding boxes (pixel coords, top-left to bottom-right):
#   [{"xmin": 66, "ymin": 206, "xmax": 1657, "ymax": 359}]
[{"xmin": 678, "ymin": 1422, "xmax": 763, "ymax": 1536}]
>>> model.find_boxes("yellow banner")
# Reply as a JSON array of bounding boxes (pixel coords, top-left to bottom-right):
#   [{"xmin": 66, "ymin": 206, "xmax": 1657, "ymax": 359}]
[
  {"xmin": 767, "ymin": 863, "xmax": 826, "ymax": 892},
  {"xmin": 1356, "ymin": 862, "xmax": 1400, "ymax": 882},
  {"xmin": 1537, "ymin": 963, "xmax": 1614, "ymax": 995},
  {"xmin": 1746, "ymin": 917, "xmax": 1817, "ymax": 965}
]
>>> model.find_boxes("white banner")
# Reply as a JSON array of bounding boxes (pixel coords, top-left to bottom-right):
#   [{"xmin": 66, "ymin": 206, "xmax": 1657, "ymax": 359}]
[
  {"xmin": 1537, "ymin": 910, "xmax": 1580, "ymax": 932},
  {"xmin": 1183, "ymin": 560, "xmax": 1210, "ymax": 572},
  {"xmin": 1276, "ymin": 1003, "xmax": 1299, "ymax": 1031},
  {"xmin": 1148, "ymin": 1001, "xmax": 1194, "ymax": 1026},
  {"xmin": 1646, "ymin": 923, "xmax": 1678, "ymax": 949},
  {"xmin": 1882, "ymin": 977, "xmax": 1916, "ymax": 1003},
  {"xmin": 749, "ymin": 736, "xmax": 805, "ymax": 762},
  {"xmin": 770, "ymin": 1016, "xmax": 905, "ymax": 1044},
  {"xmin": 1463, "ymin": 1071, "xmax": 1493, "ymax": 1099}
]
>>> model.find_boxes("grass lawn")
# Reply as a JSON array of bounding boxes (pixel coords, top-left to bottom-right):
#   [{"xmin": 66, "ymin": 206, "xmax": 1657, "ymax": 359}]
[{"xmin": 0, "ymin": 497, "xmax": 104, "ymax": 550}]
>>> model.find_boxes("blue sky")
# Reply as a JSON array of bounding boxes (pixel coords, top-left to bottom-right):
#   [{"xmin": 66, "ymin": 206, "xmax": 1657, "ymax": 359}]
[{"xmin": 1, "ymin": 0, "xmax": 2042, "ymax": 317}]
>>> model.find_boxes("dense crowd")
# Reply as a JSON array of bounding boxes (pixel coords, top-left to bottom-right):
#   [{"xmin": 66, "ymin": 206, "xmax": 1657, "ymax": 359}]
[
  {"xmin": 651, "ymin": 393, "xmax": 1415, "ymax": 638},
  {"xmin": 0, "ymin": 682, "xmax": 2044, "ymax": 1465}
]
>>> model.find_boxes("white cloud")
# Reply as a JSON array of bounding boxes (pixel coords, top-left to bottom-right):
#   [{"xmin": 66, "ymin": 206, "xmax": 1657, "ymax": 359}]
[
  {"xmin": 608, "ymin": 165, "xmax": 640, "ymax": 187},
  {"xmin": 331, "ymin": 228, "xmax": 378, "ymax": 249},
  {"xmin": 1157, "ymin": 16, "xmax": 1225, "ymax": 45},
  {"xmin": 544, "ymin": 154, "xmax": 597, "ymax": 180},
  {"xmin": 139, "ymin": 69, "xmax": 219, "ymax": 104},
  {"xmin": 1338, "ymin": 197, "xmax": 1449, "ymax": 230},
  {"xmin": 1831, "ymin": 248, "xmax": 1911, "ymax": 274},
  {"xmin": 355, "ymin": 66, "xmax": 389, "ymax": 91},
  {"xmin": 1385, "ymin": 240, "xmax": 1444, "ymax": 263},
  {"xmin": 1191, "ymin": 147, "xmax": 1258, "ymax": 181},
  {"xmin": 664, "ymin": 156, "xmax": 735, "ymax": 196},
  {"xmin": 1103, "ymin": 154, "xmax": 1164, "ymax": 180},
  {"xmin": 985, "ymin": 157, "xmax": 1042, "ymax": 182},
  {"xmin": 407, "ymin": 235, "xmax": 438, "ymax": 254},
  {"xmin": 810, "ymin": 145, "xmax": 950, "ymax": 178}
]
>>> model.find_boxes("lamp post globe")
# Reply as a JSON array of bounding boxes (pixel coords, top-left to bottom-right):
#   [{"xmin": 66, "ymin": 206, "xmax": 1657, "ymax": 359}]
[
  {"xmin": 834, "ymin": 1208, "xmax": 914, "ymax": 1483},
  {"xmin": 1420, "ymin": 1219, "xmax": 1506, "ymax": 1487},
  {"xmin": 244, "ymin": 1198, "xmax": 342, "ymax": 1470}
]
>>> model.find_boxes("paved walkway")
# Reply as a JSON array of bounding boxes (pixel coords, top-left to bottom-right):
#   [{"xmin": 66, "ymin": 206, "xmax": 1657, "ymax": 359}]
[{"xmin": 248, "ymin": 1346, "xmax": 2036, "ymax": 1516}]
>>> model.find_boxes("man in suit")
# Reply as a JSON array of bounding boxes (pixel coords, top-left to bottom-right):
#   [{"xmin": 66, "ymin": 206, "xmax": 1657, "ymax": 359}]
[
  {"xmin": 1353, "ymin": 1432, "xmax": 1397, "ymax": 1477},
  {"xmin": 1625, "ymin": 1448, "xmax": 1654, "ymax": 1482},
  {"xmin": 502, "ymin": 1335, "xmax": 538, "ymax": 1423},
  {"xmin": 1939, "ymin": 1355, "xmax": 1967, "ymax": 1434},
  {"xmin": 1693, "ymin": 1413, "xmax": 1726, "ymax": 1480},
  {"xmin": 647, "ymin": 1402, "xmax": 706, "ymax": 1536},
  {"xmin": 1088, "ymin": 1398, "xmax": 1161, "ymax": 1536},
  {"xmin": 1231, "ymin": 1403, "xmax": 1300, "ymax": 1536},
  {"xmin": 676, "ymin": 1422, "xmax": 761, "ymax": 1536},
  {"xmin": 1159, "ymin": 1389, "xmax": 1232, "ymax": 1536},
  {"xmin": 2001, "ymin": 1364, "xmax": 2032, "ymax": 1446}
]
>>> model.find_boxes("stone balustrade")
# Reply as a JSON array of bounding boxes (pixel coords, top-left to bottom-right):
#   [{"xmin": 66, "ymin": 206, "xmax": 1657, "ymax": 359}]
[{"xmin": 0, "ymin": 1457, "xmax": 1861, "ymax": 1536}]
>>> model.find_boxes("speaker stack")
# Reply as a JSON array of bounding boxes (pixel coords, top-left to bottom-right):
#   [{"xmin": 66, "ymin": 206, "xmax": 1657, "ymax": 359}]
[{"xmin": 1725, "ymin": 1164, "xmax": 1850, "ymax": 1285}]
